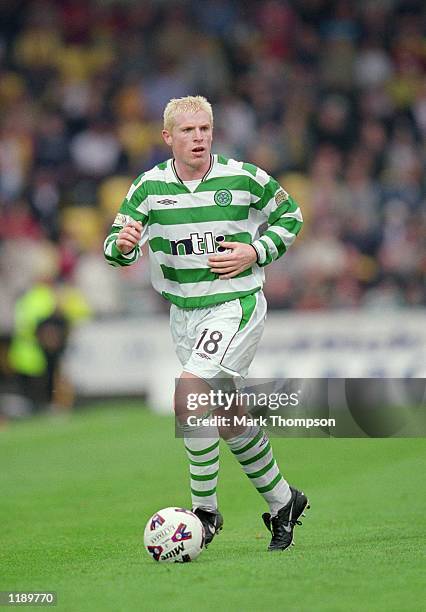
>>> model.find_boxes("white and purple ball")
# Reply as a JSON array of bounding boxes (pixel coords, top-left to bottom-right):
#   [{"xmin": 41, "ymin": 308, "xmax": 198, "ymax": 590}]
[{"xmin": 143, "ymin": 507, "xmax": 205, "ymax": 563}]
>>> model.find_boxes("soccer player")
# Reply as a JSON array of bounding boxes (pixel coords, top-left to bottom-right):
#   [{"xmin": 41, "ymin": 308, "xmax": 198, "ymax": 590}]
[{"xmin": 104, "ymin": 96, "xmax": 309, "ymax": 552}]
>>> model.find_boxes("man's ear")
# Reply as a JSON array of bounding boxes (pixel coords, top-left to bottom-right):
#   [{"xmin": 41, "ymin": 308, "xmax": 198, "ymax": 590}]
[{"xmin": 162, "ymin": 129, "xmax": 172, "ymax": 147}]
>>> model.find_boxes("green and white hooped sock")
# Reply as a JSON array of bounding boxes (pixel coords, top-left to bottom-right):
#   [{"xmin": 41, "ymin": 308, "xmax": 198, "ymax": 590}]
[
  {"xmin": 226, "ymin": 425, "xmax": 291, "ymax": 516},
  {"xmin": 183, "ymin": 424, "xmax": 220, "ymax": 513}
]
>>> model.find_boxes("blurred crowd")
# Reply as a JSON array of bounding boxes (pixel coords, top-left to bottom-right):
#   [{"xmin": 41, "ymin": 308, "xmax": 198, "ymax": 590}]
[{"xmin": 0, "ymin": 0, "xmax": 425, "ymax": 339}]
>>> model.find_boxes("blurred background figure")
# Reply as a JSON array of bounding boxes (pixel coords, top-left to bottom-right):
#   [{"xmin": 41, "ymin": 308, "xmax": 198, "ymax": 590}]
[
  {"xmin": 8, "ymin": 281, "xmax": 70, "ymax": 414},
  {"xmin": 5, "ymin": 243, "xmax": 90, "ymax": 415}
]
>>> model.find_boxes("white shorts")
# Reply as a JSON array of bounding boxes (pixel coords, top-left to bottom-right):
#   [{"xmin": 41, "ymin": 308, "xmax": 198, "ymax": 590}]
[{"xmin": 170, "ymin": 291, "xmax": 267, "ymax": 381}]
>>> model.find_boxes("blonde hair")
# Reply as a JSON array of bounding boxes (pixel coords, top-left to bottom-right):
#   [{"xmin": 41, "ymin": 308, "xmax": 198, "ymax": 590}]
[{"xmin": 163, "ymin": 96, "xmax": 213, "ymax": 132}]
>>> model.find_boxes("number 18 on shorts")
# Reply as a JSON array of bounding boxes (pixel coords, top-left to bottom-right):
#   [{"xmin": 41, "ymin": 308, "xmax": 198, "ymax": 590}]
[{"xmin": 170, "ymin": 291, "xmax": 267, "ymax": 381}]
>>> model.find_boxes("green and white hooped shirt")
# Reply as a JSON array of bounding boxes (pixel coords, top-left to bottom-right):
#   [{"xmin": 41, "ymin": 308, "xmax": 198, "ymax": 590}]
[{"xmin": 104, "ymin": 154, "xmax": 303, "ymax": 309}]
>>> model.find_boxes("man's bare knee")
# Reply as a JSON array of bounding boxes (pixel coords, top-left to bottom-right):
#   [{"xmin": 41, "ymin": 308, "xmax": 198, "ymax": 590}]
[{"xmin": 174, "ymin": 371, "xmax": 211, "ymax": 423}]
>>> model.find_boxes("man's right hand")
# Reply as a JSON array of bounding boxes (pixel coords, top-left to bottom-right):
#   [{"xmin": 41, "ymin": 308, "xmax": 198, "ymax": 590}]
[{"xmin": 116, "ymin": 220, "xmax": 143, "ymax": 254}]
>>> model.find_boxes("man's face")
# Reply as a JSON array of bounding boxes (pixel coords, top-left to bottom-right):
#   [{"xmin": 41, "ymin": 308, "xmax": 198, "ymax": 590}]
[{"xmin": 162, "ymin": 110, "xmax": 213, "ymax": 171}]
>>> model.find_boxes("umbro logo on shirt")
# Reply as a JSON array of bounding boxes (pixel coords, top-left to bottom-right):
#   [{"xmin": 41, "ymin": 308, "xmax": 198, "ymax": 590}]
[{"xmin": 157, "ymin": 199, "xmax": 178, "ymax": 205}]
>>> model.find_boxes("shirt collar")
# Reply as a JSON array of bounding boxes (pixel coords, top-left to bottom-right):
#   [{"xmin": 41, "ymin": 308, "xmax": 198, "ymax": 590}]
[{"xmin": 167, "ymin": 154, "xmax": 215, "ymax": 184}]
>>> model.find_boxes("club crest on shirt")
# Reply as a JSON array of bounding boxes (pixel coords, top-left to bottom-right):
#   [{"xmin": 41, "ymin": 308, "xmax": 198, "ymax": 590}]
[
  {"xmin": 214, "ymin": 189, "xmax": 232, "ymax": 207},
  {"xmin": 275, "ymin": 189, "xmax": 289, "ymax": 205}
]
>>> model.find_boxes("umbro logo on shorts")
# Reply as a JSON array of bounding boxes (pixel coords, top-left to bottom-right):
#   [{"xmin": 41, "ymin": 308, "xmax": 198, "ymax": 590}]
[{"xmin": 195, "ymin": 352, "xmax": 211, "ymax": 360}]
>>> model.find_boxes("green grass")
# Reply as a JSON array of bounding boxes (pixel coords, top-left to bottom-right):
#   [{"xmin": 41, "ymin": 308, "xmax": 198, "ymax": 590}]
[{"xmin": 1, "ymin": 404, "xmax": 425, "ymax": 612}]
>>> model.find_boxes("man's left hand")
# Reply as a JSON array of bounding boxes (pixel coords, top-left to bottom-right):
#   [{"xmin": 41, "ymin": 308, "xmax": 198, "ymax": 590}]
[{"xmin": 208, "ymin": 242, "xmax": 257, "ymax": 279}]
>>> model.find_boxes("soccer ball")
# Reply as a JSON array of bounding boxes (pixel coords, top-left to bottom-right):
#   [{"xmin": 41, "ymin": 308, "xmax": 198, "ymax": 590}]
[{"xmin": 143, "ymin": 507, "xmax": 205, "ymax": 563}]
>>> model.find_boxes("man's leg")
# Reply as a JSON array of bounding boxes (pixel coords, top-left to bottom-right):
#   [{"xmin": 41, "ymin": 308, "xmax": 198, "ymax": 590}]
[
  {"xmin": 215, "ymin": 396, "xmax": 292, "ymax": 517},
  {"xmin": 213, "ymin": 386, "xmax": 309, "ymax": 551},
  {"xmin": 222, "ymin": 419, "xmax": 309, "ymax": 551},
  {"xmin": 174, "ymin": 371, "xmax": 223, "ymax": 545},
  {"xmin": 225, "ymin": 427, "xmax": 291, "ymax": 514}
]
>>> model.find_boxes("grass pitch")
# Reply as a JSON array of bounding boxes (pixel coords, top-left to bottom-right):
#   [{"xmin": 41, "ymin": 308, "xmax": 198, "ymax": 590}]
[{"xmin": 1, "ymin": 403, "xmax": 425, "ymax": 612}]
